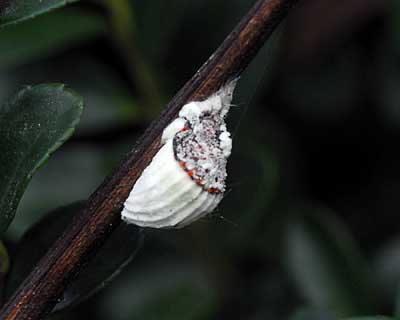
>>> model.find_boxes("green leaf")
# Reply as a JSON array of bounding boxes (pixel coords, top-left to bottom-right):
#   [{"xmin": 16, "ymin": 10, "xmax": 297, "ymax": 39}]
[
  {"xmin": 0, "ymin": 84, "xmax": 83, "ymax": 237},
  {"xmin": 0, "ymin": 0, "xmax": 79, "ymax": 28},
  {"xmin": 285, "ymin": 206, "xmax": 377, "ymax": 317},
  {"xmin": 6, "ymin": 202, "xmax": 144, "ymax": 310},
  {"xmin": 0, "ymin": 9, "xmax": 106, "ymax": 69}
]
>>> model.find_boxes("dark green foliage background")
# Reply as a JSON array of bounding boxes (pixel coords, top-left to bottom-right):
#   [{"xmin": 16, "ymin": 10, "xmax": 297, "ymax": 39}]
[{"xmin": 1, "ymin": 0, "xmax": 399, "ymax": 319}]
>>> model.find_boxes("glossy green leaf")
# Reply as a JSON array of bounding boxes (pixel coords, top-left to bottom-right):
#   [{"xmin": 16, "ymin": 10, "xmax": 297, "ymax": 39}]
[
  {"xmin": 0, "ymin": 9, "xmax": 106, "ymax": 69},
  {"xmin": 285, "ymin": 206, "xmax": 377, "ymax": 317},
  {"xmin": 0, "ymin": 84, "xmax": 83, "ymax": 237},
  {"xmin": 6, "ymin": 202, "xmax": 144, "ymax": 311},
  {"xmin": 0, "ymin": 0, "xmax": 79, "ymax": 27}
]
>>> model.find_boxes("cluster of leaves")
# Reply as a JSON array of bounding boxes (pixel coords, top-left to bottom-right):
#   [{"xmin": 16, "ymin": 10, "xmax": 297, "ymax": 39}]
[{"xmin": 1, "ymin": 1, "xmax": 400, "ymax": 320}]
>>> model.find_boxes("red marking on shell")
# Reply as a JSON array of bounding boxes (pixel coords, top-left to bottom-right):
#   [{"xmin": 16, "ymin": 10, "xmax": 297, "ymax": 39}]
[
  {"xmin": 208, "ymin": 187, "xmax": 220, "ymax": 194},
  {"xmin": 178, "ymin": 159, "xmax": 222, "ymax": 194},
  {"xmin": 180, "ymin": 126, "xmax": 190, "ymax": 132}
]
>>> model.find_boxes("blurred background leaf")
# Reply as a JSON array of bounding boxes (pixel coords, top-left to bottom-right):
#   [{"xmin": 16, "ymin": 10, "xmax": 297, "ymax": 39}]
[
  {"xmin": 0, "ymin": 8, "xmax": 106, "ymax": 70},
  {"xmin": 0, "ymin": 0, "xmax": 79, "ymax": 27},
  {"xmin": 0, "ymin": 84, "xmax": 83, "ymax": 237},
  {"xmin": 285, "ymin": 206, "xmax": 377, "ymax": 318}
]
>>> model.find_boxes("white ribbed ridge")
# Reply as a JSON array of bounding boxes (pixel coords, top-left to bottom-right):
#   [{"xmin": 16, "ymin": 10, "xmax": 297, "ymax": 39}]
[{"xmin": 121, "ymin": 140, "xmax": 222, "ymax": 228}]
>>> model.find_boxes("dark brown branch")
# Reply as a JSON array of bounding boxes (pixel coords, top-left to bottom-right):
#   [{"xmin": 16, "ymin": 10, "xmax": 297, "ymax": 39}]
[{"xmin": 0, "ymin": 1, "xmax": 298, "ymax": 319}]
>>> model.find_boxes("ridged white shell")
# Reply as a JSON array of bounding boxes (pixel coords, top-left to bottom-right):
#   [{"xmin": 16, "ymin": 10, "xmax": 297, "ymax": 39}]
[
  {"xmin": 122, "ymin": 139, "xmax": 222, "ymax": 228},
  {"xmin": 121, "ymin": 81, "xmax": 236, "ymax": 228}
]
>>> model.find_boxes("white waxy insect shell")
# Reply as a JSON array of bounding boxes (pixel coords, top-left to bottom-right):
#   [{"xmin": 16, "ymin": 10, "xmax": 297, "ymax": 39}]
[
  {"xmin": 121, "ymin": 81, "xmax": 236, "ymax": 228},
  {"xmin": 122, "ymin": 139, "xmax": 223, "ymax": 228}
]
